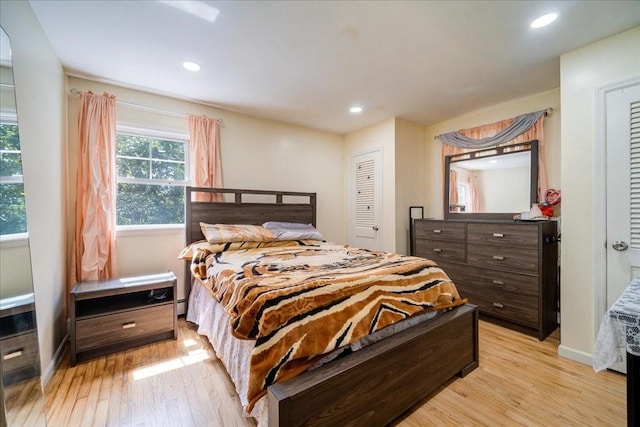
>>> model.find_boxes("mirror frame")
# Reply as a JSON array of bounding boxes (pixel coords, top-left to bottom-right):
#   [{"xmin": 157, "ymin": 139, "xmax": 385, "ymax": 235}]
[{"xmin": 444, "ymin": 140, "xmax": 539, "ymax": 220}]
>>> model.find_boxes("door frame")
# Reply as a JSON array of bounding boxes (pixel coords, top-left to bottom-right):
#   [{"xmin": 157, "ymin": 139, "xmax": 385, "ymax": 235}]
[{"xmin": 593, "ymin": 76, "xmax": 640, "ymax": 338}]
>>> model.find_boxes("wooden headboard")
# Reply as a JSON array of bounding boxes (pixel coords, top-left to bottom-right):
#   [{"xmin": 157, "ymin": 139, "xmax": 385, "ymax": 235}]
[
  {"xmin": 185, "ymin": 186, "xmax": 317, "ymax": 245},
  {"xmin": 184, "ymin": 187, "xmax": 317, "ymax": 297}
]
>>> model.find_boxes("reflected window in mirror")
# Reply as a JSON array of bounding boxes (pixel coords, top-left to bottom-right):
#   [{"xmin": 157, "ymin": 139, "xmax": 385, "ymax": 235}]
[
  {"xmin": 444, "ymin": 140, "xmax": 538, "ymax": 220},
  {"xmin": 0, "ymin": 119, "xmax": 26, "ymax": 236}
]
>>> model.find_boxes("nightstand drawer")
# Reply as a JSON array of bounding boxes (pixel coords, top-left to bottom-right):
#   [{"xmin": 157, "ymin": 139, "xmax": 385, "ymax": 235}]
[
  {"xmin": 467, "ymin": 244, "xmax": 538, "ymax": 274},
  {"xmin": 76, "ymin": 303, "xmax": 174, "ymax": 352},
  {"xmin": 467, "ymin": 222, "xmax": 538, "ymax": 248},
  {"xmin": 415, "ymin": 239, "xmax": 465, "ymax": 263},
  {"xmin": 1, "ymin": 331, "xmax": 39, "ymax": 372},
  {"xmin": 414, "ymin": 220, "xmax": 465, "ymax": 242}
]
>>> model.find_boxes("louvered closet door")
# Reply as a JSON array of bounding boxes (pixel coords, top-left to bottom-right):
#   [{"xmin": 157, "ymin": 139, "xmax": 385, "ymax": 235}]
[
  {"xmin": 349, "ymin": 149, "xmax": 381, "ymax": 250},
  {"xmin": 606, "ymin": 83, "xmax": 640, "ymax": 365}
]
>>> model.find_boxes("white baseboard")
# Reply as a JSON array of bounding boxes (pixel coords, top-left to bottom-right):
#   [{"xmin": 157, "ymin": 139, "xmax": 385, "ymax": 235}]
[
  {"xmin": 558, "ymin": 344, "xmax": 593, "ymax": 367},
  {"xmin": 177, "ymin": 299, "xmax": 186, "ymax": 316},
  {"xmin": 41, "ymin": 333, "xmax": 69, "ymax": 386}
]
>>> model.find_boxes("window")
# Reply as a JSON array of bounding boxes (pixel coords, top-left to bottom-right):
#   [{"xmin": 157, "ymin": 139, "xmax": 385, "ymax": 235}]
[
  {"xmin": 457, "ymin": 182, "xmax": 470, "ymax": 212},
  {"xmin": 116, "ymin": 131, "xmax": 188, "ymax": 226},
  {"xmin": 0, "ymin": 120, "xmax": 27, "ymax": 236}
]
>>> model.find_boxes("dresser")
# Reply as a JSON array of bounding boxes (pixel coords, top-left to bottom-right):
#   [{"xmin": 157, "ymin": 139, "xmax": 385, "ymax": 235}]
[
  {"xmin": 70, "ymin": 272, "xmax": 177, "ymax": 366},
  {"xmin": 413, "ymin": 219, "xmax": 558, "ymax": 340},
  {"xmin": 0, "ymin": 293, "xmax": 40, "ymax": 385}
]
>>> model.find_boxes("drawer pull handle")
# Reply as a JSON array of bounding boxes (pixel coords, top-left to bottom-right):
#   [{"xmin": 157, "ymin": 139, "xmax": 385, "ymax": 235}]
[
  {"xmin": 493, "ymin": 255, "xmax": 504, "ymax": 261},
  {"xmin": 433, "ymin": 229, "xmax": 442, "ymax": 233},
  {"xmin": 493, "ymin": 233, "xmax": 504, "ymax": 238},
  {"xmin": 3, "ymin": 349, "xmax": 23, "ymax": 360},
  {"xmin": 493, "ymin": 302, "xmax": 504, "ymax": 309},
  {"xmin": 122, "ymin": 322, "xmax": 136, "ymax": 330},
  {"xmin": 433, "ymin": 248, "xmax": 443, "ymax": 253},
  {"xmin": 493, "ymin": 279, "xmax": 505, "ymax": 285}
]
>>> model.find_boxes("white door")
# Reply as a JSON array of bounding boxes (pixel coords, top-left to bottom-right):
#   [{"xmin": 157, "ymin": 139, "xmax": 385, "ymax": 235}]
[
  {"xmin": 349, "ymin": 149, "xmax": 382, "ymax": 250},
  {"xmin": 605, "ymin": 82, "xmax": 640, "ymax": 373}
]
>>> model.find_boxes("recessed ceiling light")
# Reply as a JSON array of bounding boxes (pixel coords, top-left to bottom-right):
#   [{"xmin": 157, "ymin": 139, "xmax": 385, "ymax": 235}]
[
  {"xmin": 183, "ymin": 61, "xmax": 200, "ymax": 72},
  {"xmin": 350, "ymin": 106, "xmax": 363, "ymax": 114},
  {"xmin": 531, "ymin": 13, "xmax": 558, "ymax": 29}
]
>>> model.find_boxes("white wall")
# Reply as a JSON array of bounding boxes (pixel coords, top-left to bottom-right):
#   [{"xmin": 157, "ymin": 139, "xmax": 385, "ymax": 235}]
[
  {"xmin": 424, "ymin": 88, "xmax": 561, "ymax": 219},
  {"xmin": 0, "ymin": 0, "xmax": 67, "ymax": 380},
  {"xmin": 477, "ymin": 167, "xmax": 530, "ymax": 212},
  {"xmin": 345, "ymin": 118, "xmax": 396, "ymax": 252},
  {"xmin": 559, "ymin": 26, "xmax": 640, "ymax": 362},
  {"xmin": 66, "ymin": 77, "xmax": 346, "ymax": 307},
  {"xmin": 395, "ymin": 119, "xmax": 426, "ymax": 254}
]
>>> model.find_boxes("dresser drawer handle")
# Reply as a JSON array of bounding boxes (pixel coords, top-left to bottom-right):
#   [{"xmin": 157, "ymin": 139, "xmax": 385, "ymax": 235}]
[
  {"xmin": 492, "ymin": 255, "xmax": 505, "ymax": 261},
  {"xmin": 122, "ymin": 322, "xmax": 136, "ymax": 330},
  {"xmin": 492, "ymin": 302, "xmax": 504, "ymax": 309},
  {"xmin": 3, "ymin": 349, "xmax": 23, "ymax": 360},
  {"xmin": 433, "ymin": 229, "xmax": 442, "ymax": 233},
  {"xmin": 433, "ymin": 248, "xmax": 443, "ymax": 253},
  {"xmin": 493, "ymin": 233, "xmax": 504, "ymax": 238},
  {"xmin": 493, "ymin": 279, "xmax": 505, "ymax": 285}
]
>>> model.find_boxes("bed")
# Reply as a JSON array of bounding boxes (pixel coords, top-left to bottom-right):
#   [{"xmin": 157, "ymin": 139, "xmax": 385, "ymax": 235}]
[{"xmin": 183, "ymin": 186, "xmax": 479, "ymax": 426}]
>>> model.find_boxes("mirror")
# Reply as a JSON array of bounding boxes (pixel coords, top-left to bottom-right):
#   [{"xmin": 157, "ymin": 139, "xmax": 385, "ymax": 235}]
[
  {"xmin": 444, "ymin": 140, "xmax": 538, "ymax": 220},
  {"xmin": 0, "ymin": 26, "xmax": 46, "ymax": 426}
]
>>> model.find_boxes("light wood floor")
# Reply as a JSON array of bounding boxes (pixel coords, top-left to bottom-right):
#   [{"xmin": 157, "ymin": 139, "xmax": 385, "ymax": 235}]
[{"xmin": 8, "ymin": 318, "xmax": 626, "ymax": 426}]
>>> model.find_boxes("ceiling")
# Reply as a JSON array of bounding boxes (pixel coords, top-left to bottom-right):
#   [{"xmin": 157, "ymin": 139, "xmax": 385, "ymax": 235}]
[{"xmin": 28, "ymin": 1, "xmax": 640, "ymax": 135}]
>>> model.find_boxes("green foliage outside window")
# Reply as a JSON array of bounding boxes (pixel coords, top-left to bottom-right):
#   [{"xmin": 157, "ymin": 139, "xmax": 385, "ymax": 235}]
[
  {"xmin": 0, "ymin": 123, "xmax": 27, "ymax": 235},
  {"xmin": 116, "ymin": 134, "xmax": 186, "ymax": 225}
]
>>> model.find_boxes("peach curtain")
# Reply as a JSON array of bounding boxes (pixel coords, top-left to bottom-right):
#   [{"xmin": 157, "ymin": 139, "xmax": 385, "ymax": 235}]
[
  {"xmin": 469, "ymin": 174, "xmax": 480, "ymax": 213},
  {"xmin": 72, "ymin": 91, "xmax": 118, "ymax": 285},
  {"xmin": 441, "ymin": 114, "xmax": 547, "ymax": 202},
  {"xmin": 449, "ymin": 169, "xmax": 458, "ymax": 210},
  {"xmin": 188, "ymin": 115, "xmax": 223, "ymax": 202}
]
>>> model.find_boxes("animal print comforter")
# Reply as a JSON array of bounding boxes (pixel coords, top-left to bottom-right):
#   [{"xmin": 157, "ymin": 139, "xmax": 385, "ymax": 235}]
[{"xmin": 190, "ymin": 242, "xmax": 466, "ymax": 410}]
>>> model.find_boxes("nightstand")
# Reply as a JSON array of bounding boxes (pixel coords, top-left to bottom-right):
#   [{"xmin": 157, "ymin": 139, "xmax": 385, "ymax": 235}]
[
  {"xmin": 0, "ymin": 293, "xmax": 40, "ymax": 385},
  {"xmin": 70, "ymin": 272, "xmax": 177, "ymax": 366}
]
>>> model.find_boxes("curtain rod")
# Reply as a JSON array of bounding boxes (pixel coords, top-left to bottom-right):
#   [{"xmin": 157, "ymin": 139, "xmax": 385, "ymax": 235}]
[
  {"xmin": 69, "ymin": 88, "xmax": 223, "ymax": 125},
  {"xmin": 432, "ymin": 108, "xmax": 553, "ymax": 141}
]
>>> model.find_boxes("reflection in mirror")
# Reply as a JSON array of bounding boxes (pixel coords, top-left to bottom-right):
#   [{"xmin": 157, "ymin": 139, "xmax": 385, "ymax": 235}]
[
  {"xmin": 0, "ymin": 26, "xmax": 46, "ymax": 426},
  {"xmin": 444, "ymin": 140, "xmax": 538, "ymax": 220}
]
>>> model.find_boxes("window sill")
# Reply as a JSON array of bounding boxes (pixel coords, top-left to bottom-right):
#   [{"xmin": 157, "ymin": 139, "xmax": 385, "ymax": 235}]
[
  {"xmin": 117, "ymin": 224, "xmax": 185, "ymax": 237},
  {"xmin": 0, "ymin": 233, "xmax": 29, "ymax": 249}
]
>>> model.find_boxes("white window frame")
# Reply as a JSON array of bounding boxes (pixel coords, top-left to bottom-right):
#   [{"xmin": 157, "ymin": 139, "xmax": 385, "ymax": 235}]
[
  {"xmin": 457, "ymin": 182, "xmax": 470, "ymax": 212},
  {"xmin": 115, "ymin": 124, "xmax": 190, "ymax": 230},
  {"xmin": 0, "ymin": 116, "xmax": 28, "ymax": 240}
]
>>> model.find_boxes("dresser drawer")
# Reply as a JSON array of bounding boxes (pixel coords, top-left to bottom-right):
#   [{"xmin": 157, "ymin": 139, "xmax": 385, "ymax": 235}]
[
  {"xmin": 458, "ymin": 285, "xmax": 538, "ymax": 328},
  {"xmin": 415, "ymin": 239, "xmax": 465, "ymax": 263},
  {"xmin": 414, "ymin": 220, "xmax": 465, "ymax": 242},
  {"xmin": 1, "ymin": 331, "xmax": 39, "ymax": 372},
  {"xmin": 467, "ymin": 222, "xmax": 538, "ymax": 248},
  {"xmin": 467, "ymin": 244, "xmax": 538, "ymax": 274},
  {"xmin": 76, "ymin": 304, "xmax": 174, "ymax": 352}
]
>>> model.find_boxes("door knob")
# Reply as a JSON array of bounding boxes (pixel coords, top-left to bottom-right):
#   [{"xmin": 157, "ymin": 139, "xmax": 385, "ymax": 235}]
[
  {"xmin": 372, "ymin": 226, "xmax": 379, "ymax": 231},
  {"xmin": 612, "ymin": 241, "xmax": 629, "ymax": 251}
]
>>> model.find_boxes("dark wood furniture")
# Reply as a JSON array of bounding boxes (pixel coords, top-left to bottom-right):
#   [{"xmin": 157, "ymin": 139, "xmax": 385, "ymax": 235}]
[
  {"xmin": 185, "ymin": 186, "xmax": 479, "ymax": 427},
  {"xmin": 70, "ymin": 272, "xmax": 177, "ymax": 366},
  {"xmin": 413, "ymin": 219, "xmax": 558, "ymax": 340},
  {"xmin": 0, "ymin": 294, "xmax": 40, "ymax": 385}
]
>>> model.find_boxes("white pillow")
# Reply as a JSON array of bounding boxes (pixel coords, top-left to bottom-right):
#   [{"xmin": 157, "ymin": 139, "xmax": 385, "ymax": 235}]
[{"xmin": 262, "ymin": 221, "xmax": 324, "ymax": 241}]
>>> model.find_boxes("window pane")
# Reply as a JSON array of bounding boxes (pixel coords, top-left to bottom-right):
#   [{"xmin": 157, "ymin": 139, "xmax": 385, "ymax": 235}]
[
  {"xmin": 0, "ymin": 183, "xmax": 27, "ymax": 235},
  {"xmin": 0, "ymin": 123, "xmax": 20, "ymax": 151},
  {"xmin": 117, "ymin": 158, "xmax": 150, "ymax": 179},
  {"xmin": 117, "ymin": 183, "xmax": 184, "ymax": 225},
  {"xmin": 152, "ymin": 160, "xmax": 185, "ymax": 181},
  {"xmin": 0, "ymin": 152, "xmax": 23, "ymax": 177},
  {"xmin": 152, "ymin": 139, "xmax": 184, "ymax": 161},
  {"xmin": 116, "ymin": 134, "xmax": 151, "ymax": 158}
]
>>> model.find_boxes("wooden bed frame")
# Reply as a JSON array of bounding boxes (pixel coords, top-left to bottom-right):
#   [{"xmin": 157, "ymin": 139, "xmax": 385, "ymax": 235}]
[{"xmin": 185, "ymin": 186, "xmax": 479, "ymax": 427}]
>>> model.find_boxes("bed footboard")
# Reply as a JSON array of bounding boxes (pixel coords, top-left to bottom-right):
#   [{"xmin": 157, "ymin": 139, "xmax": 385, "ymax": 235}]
[{"xmin": 267, "ymin": 304, "xmax": 479, "ymax": 427}]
